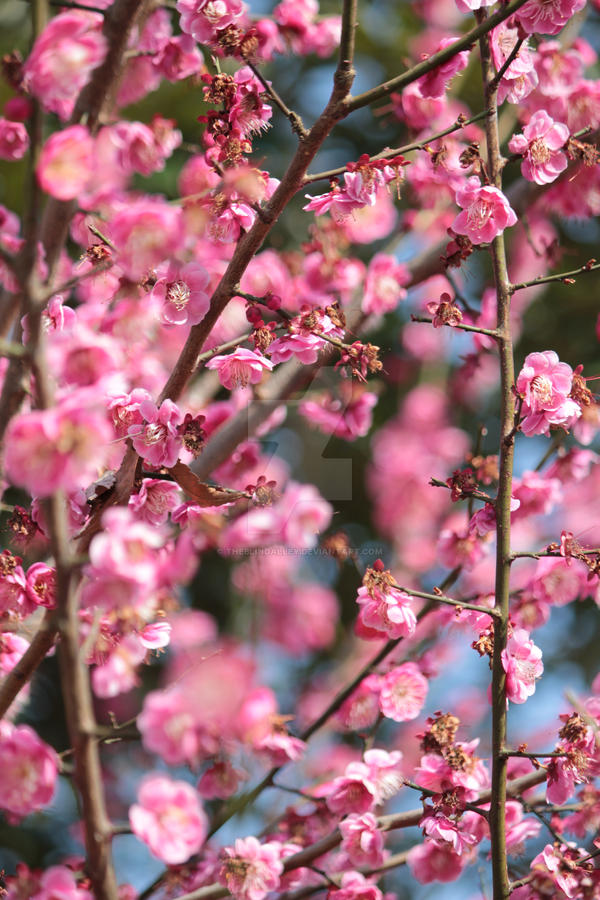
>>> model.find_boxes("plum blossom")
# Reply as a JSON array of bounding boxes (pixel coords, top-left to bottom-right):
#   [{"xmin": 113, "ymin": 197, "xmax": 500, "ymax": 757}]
[
  {"xmin": 205, "ymin": 347, "xmax": 274, "ymax": 389},
  {"xmin": 501, "ymin": 628, "xmax": 544, "ymax": 704},
  {"xmin": 129, "ymin": 479, "xmax": 181, "ymax": 526},
  {"xmin": 177, "ymin": 0, "xmax": 248, "ymax": 45},
  {"xmin": 299, "ymin": 389, "xmax": 377, "ymax": 441},
  {"xmin": 0, "ymin": 723, "xmax": 59, "ymax": 818},
  {"xmin": 37, "ymin": 125, "xmax": 95, "ymax": 200},
  {"xmin": 516, "ymin": 0, "xmax": 587, "ymax": 35},
  {"xmin": 109, "ymin": 200, "xmax": 184, "ymax": 281},
  {"xmin": 362, "ymin": 253, "xmax": 409, "ymax": 315},
  {"xmin": 151, "ymin": 260, "xmax": 210, "ymax": 326},
  {"xmin": 508, "ymin": 111, "xmax": 569, "ymax": 185},
  {"xmin": 378, "ymin": 662, "xmax": 429, "ymax": 722},
  {"xmin": 129, "ymin": 774, "xmax": 208, "ymax": 864},
  {"xmin": 355, "ymin": 583, "xmax": 417, "ymax": 640},
  {"xmin": 415, "ymin": 37, "xmax": 470, "ymax": 99},
  {"xmin": 4, "ymin": 398, "xmax": 111, "ymax": 497},
  {"xmin": 455, "ymin": 0, "xmax": 494, "ymax": 10},
  {"xmin": 219, "ymin": 836, "xmax": 284, "ymax": 900},
  {"xmin": 516, "ymin": 350, "xmax": 581, "ymax": 436},
  {"xmin": 339, "ymin": 813, "xmax": 385, "ymax": 868},
  {"xmin": 25, "ymin": 563, "xmax": 56, "ymax": 609},
  {"xmin": 329, "ymin": 872, "xmax": 382, "ymax": 900},
  {"xmin": 31, "ymin": 867, "xmax": 93, "ymax": 900},
  {"xmin": 452, "ymin": 177, "xmax": 517, "ymax": 244},
  {"xmin": 23, "ymin": 11, "xmax": 108, "ymax": 120},
  {"xmin": 128, "ymin": 396, "xmax": 183, "ymax": 468},
  {"xmin": 0, "ymin": 118, "xmax": 29, "ymax": 160},
  {"xmin": 407, "ymin": 838, "xmax": 469, "ymax": 883},
  {"xmin": 420, "ymin": 812, "xmax": 479, "ymax": 855}
]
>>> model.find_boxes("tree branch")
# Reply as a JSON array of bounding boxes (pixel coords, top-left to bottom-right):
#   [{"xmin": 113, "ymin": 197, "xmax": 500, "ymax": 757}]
[{"xmin": 342, "ymin": 0, "xmax": 531, "ymax": 114}]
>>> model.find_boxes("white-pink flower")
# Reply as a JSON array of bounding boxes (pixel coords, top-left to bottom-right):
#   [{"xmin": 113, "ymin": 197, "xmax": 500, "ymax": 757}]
[
  {"xmin": 508, "ymin": 110, "xmax": 569, "ymax": 185},
  {"xmin": 516, "ymin": 350, "xmax": 580, "ymax": 437},
  {"xmin": 0, "ymin": 722, "xmax": 59, "ymax": 818},
  {"xmin": 37, "ymin": 125, "xmax": 94, "ymax": 200},
  {"xmin": 129, "ymin": 774, "xmax": 208, "ymax": 864},
  {"xmin": 206, "ymin": 347, "xmax": 274, "ymax": 389},
  {"xmin": 379, "ymin": 662, "xmax": 428, "ymax": 722},
  {"xmin": 452, "ymin": 177, "xmax": 517, "ymax": 244},
  {"xmin": 339, "ymin": 813, "xmax": 386, "ymax": 868},
  {"xmin": 501, "ymin": 628, "xmax": 544, "ymax": 704},
  {"xmin": 219, "ymin": 836, "xmax": 284, "ymax": 900}
]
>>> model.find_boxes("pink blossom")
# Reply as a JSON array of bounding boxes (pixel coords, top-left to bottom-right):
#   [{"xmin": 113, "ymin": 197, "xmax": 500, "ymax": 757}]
[
  {"xmin": 420, "ymin": 813, "xmax": 479, "ymax": 855},
  {"xmin": 501, "ymin": 628, "xmax": 544, "ymax": 704},
  {"xmin": 362, "ymin": 254, "xmax": 409, "ymax": 315},
  {"xmin": 109, "ymin": 200, "xmax": 184, "ymax": 281},
  {"xmin": 0, "ymin": 555, "xmax": 28, "ymax": 616},
  {"xmin": 128, "ymin": 397, "xmax": 183, "ymax": 468},
  {"xmin": 415, "ymin": 740, "xmax": 489, "ymax": 799},
  {"xmin": 362, "ymin": 748, "xmax": 404, "ymax": 803},
  {"xmin": 504, "ymin": 800, "xmax": 541, "ymax": 851},
  {"xmin": 516, "ymin": 350, "xmax": 580, "ymax": 436},
  {"xmin": 516, "ymin": 0, "xmax": 586, "ymax": 35},
  {"xmin": 139, "ymin": 621, "xmax": 172, "ymax": 650},
  {"xmin": 129, "ymin": 479, "xmax": 181, "ymax": 526},
  {"xmin": 278, "ymin": 481, "xmax": 333, "ymax": 549},
  {"xmin": 153, "ymin": 34, "xmax": 204, "ymax": 81},
  {"xmin": 407, "ymin": 839, "xmax": 468, "ymax": 883},
  {"xmin": 23, "ymin": 11, "xmax": 107, "ymax": 120},
  {"xmin": 177, "ymin": 0, "xmax": 247, "ymax": 44},
  {"xmin": 327, "ymin": 768, "xmax": 377, "ymax": 816},
  {"xmin": 151, "ymin": 260, "xmax": 211, "ymax": 326},
  {"xmin": 219, "ymin": 836, "xmax": 284, "ymax": 900},
  {"xmin": 0, "ymin": 632, "xmax": 29, "ymax": 674},
  {"xmin": 531, "ymin": 557, "xmax": 588, "ymax": 607},
  {"xmin": 206, "ymin": 347, "xmax": 274, "ymax": 389},
  {"xmin": 106, "ymin": 121, "xmax": 166, "ymax": 177},
  {"xmin": 268, "ymin": 333, "xmax": 324, "ymax": 365},
  {"xmin": 31, "ymin": 867, "xmax": 93, "ymax": 900},
  {"xmin": 92, "ymin": 634, "xmax": 147, "ymax": 698},
  {"xmin": 4, "ymin": 399, "xmax": 111, "ymax": 497},
  {"xmin": 25, "ymin": 562, "xmax": 57, "ymax": 609},
  {"xmin": 129, "ymin": 774, "xmax": 208, "ymax": 864},
  {"xmin": 0, "ymin": 118, "xmax": 29, "ymax": 161},
  {"xmin": 299, "ymin": 390, "xmax": 377, "ymax": 441},
  {"xmin": 0, "ymin": 723, "xmax": 58, "ymax": 818},
  {"xmin": 529, "ymin": 843, "xmax": 584, "ymax": 897},
  {"xmin": 336, "ymin": 676, "xmax": 381, "ymax": 731},
  {"xmin": 355, "ymin": 584, "xmax": 417, "ymax": 640},
  {"xmin": 339, "ymin": 813, "xmax": 385, "ymax": 868},
  {"xmin": 452, "ymin": 177, "xmax": 517, "ymax": 244},
  {"xmin": 37, "ymin": 125, "xmax": 94, "ymax": 200},
  {"xmin": 329, "ymin": 871, "xmax": 382, "ymax": 900},
  {"xmin": 546, "ymin": 754, "xmax": 590, "ymax": 805},
  {"xmin": 415, "ymin": 37, "xmax": 470, "ymax": 99},
  {"xmin": 379, "ymin": 662, "xmax": 429, "ymax": 722},
  {"xmin": 455, "ymin": 0, "xmax": 494, "ymax": 11},
  {"xmin": 198, "ymin": 761, "xmax": 245, "ymax": 799},
  {"xmin": 508, "ymin": 111, "xmax": 569, "ymax": 185}
]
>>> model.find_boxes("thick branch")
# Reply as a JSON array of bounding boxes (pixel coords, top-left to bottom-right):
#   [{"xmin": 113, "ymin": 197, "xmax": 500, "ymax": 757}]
[{"xmin": 477, "ymin": 11, "xmax": 515, "ymax": 900}]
